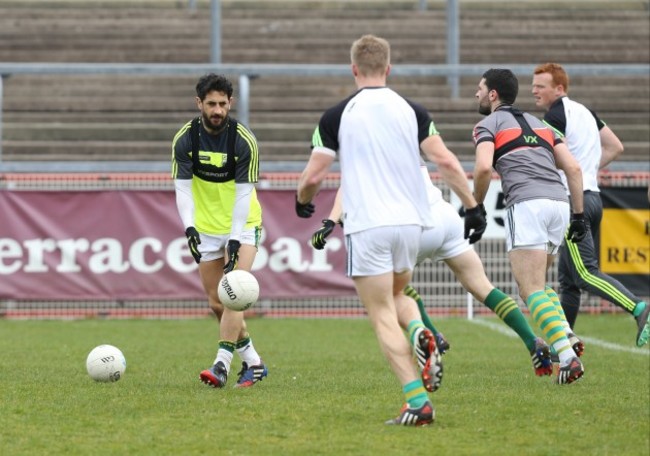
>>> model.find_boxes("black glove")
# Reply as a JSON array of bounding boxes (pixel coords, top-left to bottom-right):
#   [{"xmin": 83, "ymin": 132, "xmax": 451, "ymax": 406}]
[
  {"xmin": 185, "ymin": 226, "xmax": 201, "ymax": 264},
  {"xmin": 295, "ymin": 195, "xmax": 315, "ymax": 218},
  {"xmin": 223, "ymin": 239, "xmax": 241, "ymax": 273},
  {"xmin": 464, "ymin": 204, "xmax": 487, "ymax": 244},
  {"xmin": 567, "ymin": 213, "xmax": 587, "ymax": 243},
  {"xmin": 311, "ymin": 219, "xmax": 336, "ymax": 250},
  {"xmin": 478, "ymin": 203, "xmax": 487, "ymax": 218}
]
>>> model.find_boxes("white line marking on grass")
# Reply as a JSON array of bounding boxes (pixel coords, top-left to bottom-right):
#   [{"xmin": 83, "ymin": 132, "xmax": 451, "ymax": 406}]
[
  {"xmin": 469, "ymin": 318, "xmax": 649, "ymax": 356},
  {"xmin": 469, "ymin": 318, "xmax": 518, "ymax": 338},
  {"xmin": 579, "ymin": 336, "xmax": 650, "ymax": 356}
]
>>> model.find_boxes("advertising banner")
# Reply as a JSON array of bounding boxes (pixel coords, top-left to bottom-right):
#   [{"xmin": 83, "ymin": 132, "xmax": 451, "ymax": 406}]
[
  {"xmin": 2, "ymin": 185, "xmax": 646, "ymax": 301},
  {"xmin": 599, "ymin": 187, "xmax": 650, "ymax": 296},
  {"xmin": 0, "ymin": 189, "xmax": 354, "ymax": 301}
]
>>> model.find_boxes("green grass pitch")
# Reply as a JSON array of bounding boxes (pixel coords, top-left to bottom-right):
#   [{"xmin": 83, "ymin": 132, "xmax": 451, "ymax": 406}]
[{"xmin": 1, "ymin": 315, "xmax": 648, "ymax": 455}]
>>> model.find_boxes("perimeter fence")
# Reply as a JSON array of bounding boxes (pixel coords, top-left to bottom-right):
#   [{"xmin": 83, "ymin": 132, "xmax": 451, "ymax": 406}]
[{"xmin": 1, "ymin": 171, "xmax": 647, "ymax": 320}]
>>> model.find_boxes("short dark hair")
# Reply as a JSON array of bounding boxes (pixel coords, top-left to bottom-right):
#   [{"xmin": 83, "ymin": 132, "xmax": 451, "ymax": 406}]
[
  {"xmin": 195, "ymin": 73, "xmax": 234, "ymax": 100},
  {"xmin": 482, "ymin": 69, "xmax": 518, "ymax": 105}
]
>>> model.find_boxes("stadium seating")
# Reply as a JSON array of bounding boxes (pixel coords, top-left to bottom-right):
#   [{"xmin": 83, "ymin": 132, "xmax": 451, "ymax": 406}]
[{"xmin": 0, "ymin": 0, "xmax": 648, "ymax": 166}]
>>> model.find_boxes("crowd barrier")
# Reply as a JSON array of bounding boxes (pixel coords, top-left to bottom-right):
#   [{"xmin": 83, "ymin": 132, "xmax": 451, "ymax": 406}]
[{"xmin": 0, "ymin": 171, "xmax": 648, "ymax": 319}]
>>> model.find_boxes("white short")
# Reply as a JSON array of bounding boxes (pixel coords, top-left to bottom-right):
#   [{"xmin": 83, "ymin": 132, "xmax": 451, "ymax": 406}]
[
  {"xmin": 505, "ymin": 199, "xmax": 569, "ymax": 254},
  {"xmin": 345, "ymin": 225, "xmax": 422, "ymax": 277},
  {"xmin": 198, "ymin": 227, "xmax": 262, "ymax": 262},
  {"xmin": 417, "ymin": 199, "xmax": 471, "ymax": 264}
]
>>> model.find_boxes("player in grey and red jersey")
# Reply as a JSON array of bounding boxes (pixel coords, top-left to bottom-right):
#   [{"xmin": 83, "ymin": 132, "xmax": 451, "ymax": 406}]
[{"xmin": 472, "ymin": 68, "xmax": 588, "ymax": 385}]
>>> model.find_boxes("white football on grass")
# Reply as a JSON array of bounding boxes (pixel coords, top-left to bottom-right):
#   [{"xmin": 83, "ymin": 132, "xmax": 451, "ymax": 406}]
[{"xmin": 86, "ymin": 344, "xmax": 126, "ymax": 382}]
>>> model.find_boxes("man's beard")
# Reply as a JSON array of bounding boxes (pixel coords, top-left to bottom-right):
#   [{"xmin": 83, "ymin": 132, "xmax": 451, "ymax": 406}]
[
  {"xmin": 202, "ymin": 114, "xmax": 228, "ymax": 132},
  {"xmin": 478, "ymin": 102, "xmax": 492, "ymax": 116}
]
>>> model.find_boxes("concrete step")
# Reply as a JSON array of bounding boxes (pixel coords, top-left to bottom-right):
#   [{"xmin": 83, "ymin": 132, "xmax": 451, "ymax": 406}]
[
  {"xmin": 3, "ymin": 140, "xmax": 649, "ymax": 164},
  {"xmin": 4, "ymin": 94, "xmax": 649, "ymax": 114},
  {"xmin": 5, "ymin": 110, "xmax": 649, "ymax": 127},
  {"xmin": 5, "ymin": 120, "xmax": 647, "ymax": 143},
  {"xmin": 4, "ymin": 74, "xmax": 648, "ymax": 100}
]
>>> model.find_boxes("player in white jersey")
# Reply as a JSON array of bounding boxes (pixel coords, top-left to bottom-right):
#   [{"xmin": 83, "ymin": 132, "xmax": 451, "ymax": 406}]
[
  {"xmin": 532, "ymin": 63, "xmax": 649, "ymax": 348},
  {"xmin": 295, "ymin": 35, "xmax": 486, "ymax": 426},
  {"xmin": 313, "ymin": 163, "xmax": 556, "ymax": 380}
]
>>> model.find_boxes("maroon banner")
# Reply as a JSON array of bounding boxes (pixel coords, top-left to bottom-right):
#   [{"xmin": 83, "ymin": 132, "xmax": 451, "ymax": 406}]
[{"xmin": 0, "ymin": 189, "xmax": 354, "ymax": 301}]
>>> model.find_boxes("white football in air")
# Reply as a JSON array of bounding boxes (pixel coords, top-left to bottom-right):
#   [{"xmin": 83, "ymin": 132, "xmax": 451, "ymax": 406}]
[{"xmin": 218, "ymin": 270, "xmax": 260, "ymax": 311}]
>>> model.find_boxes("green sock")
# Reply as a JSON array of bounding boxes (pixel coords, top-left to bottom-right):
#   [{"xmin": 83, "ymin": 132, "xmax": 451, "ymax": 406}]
[
  {"xmin": 218, "ymin": 340, "xmax": 236, "ymax": 353},
  {"xmin": 633, "ymin": 301, "xmax": 647, "ymax": 318},
  {"xmin": 484, "ymin": 288, "xmax": 537, "ymax": 352},
  {"xmin": 527, "ymin": 291, "xmax": 572, "ymax": 359},
  {"xmin": 403, "ymin": 379, "xmax": 428, "ymax": 408},
  {"xmin": 404, "ymin": 284, "xmax": 439, "ymax": 336},
  {"xmin": 235, "ymin": 337, "xmax": 250, "ymax": 349},
  {"xmin": 407, "ymin": 320, "xmax": 426, "ymax": 347},
  {"xmin": 544, "ymin": 285, "xmax": 572, "ymax": 332}
]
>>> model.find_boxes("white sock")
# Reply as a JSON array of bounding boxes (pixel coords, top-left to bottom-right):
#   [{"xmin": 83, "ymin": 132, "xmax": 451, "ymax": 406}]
[
  {"xmin": 236, "ymin": 340, "xmax": 262, "ymax": 366},
  {"xmin": 213, "ymin": 349, "xmax": 234, "ymax": 373},
  {"xmin": 553, "ymin": 340, "xmax": 577, "ymax": 366}
]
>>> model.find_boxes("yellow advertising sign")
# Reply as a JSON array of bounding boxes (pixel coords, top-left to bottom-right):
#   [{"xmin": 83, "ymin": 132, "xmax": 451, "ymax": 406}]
[{"xmin": 600, "ymin": 208, "xmax": 650, "ymax": 274}]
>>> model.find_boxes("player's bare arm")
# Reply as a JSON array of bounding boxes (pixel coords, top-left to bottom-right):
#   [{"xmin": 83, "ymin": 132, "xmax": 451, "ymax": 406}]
[
  {"xmin": 553, "ymin": 142, "xmax": 584, "ymax": 214},
  {"xmin": 599, "ymin": 125, "xmax": 624, "ymax": 169},
  {"xmin": 472, "ymin": 141, "xmax": 494, "ymax": 204},
  {"xmin": 297, "ymin": 150, "xmax": 334, "ymax": 204},
  {"xmin": 327, "ymin": 187, "xmax": 343, "ymax": 223},
  {"xmin": 421, "ymin": 135, "xmax": 477, "ymax": 209}
]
